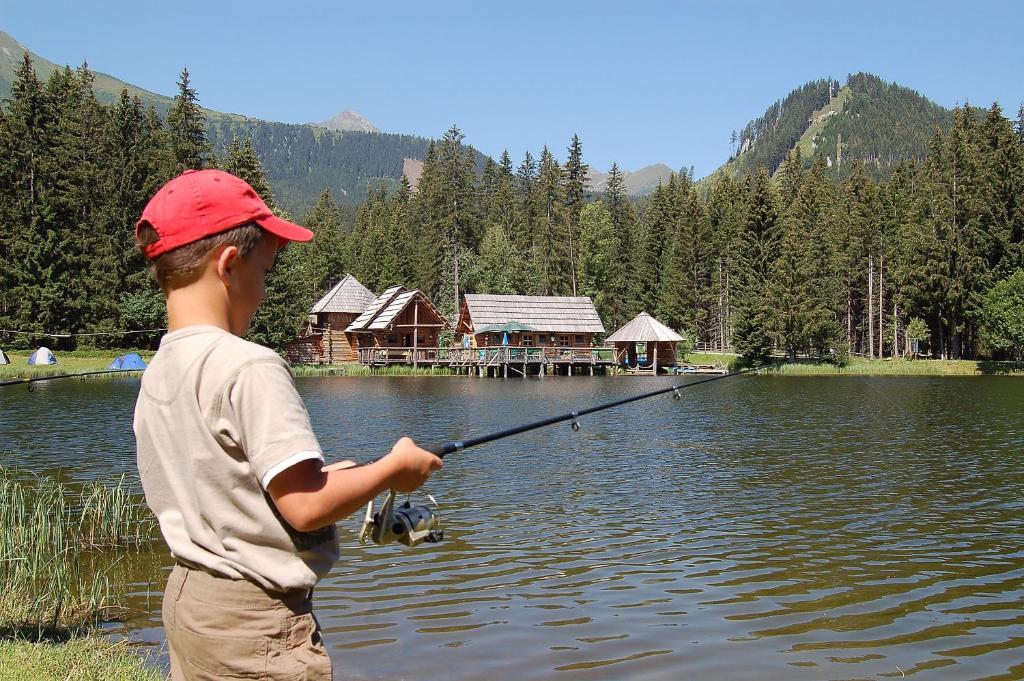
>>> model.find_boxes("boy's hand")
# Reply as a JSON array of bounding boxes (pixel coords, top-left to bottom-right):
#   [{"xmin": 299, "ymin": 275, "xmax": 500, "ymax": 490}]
[{"xmin": 383, "ymin": 437, "xmax": 443, "ymax": 492}]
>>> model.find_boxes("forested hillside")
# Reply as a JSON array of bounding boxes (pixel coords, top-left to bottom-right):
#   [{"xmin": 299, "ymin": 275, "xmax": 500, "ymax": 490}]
[
  {"xmin": 0, "ymin": 31, "xmax": 476, "ymax": 217},
  {"xmin": 3, "ymin": 54, "xmax": 1023, "ymax": 364},
  {"xmin": 722, "ymin": 73, "xmax": 954, "ymax": 180},
  {"xmin": 206, "ymin": 118, "xmax": 437, "ymax": 215}
]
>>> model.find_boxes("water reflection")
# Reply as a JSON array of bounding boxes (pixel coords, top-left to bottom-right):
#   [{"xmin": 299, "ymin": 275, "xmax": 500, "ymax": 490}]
[{"xmin": 2, "ymin": 376, "xmax": 1023, "ymax": 679}]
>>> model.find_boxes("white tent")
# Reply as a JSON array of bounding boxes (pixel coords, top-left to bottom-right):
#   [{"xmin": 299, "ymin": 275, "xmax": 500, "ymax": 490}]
[
  {"xmin": 0, "ymin": 349, "xmax": 9, "ymax": 365},
  {"xmin": 27, "ymin": 347, "xmax": 57, "ymax": 365}
]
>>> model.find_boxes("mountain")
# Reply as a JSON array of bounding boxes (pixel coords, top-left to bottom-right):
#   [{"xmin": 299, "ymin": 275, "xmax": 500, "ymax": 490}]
[
  {"xmin": 586, "ymin": 163, "xmax": 675, "ymax": 196},
  {"xmin": 313, "ymin": 109, "xmax": 379, "ymax": 133},
  {"xmin": 1, "ymin": 30, "xmax": 177, "ymax": 113},
  {"xmin": 713, "ymin": 72, "xmax": 954, "ymax": 181},
  {"xmin": 0, "ymin": 30, "xmax": 459, "ymax": 217}
]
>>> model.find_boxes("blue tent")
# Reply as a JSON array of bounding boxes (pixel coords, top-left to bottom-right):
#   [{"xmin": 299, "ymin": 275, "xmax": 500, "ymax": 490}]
[
  {"xmin": 108, "ymin": 353, "xmax": 147, "ymax": 370},
  {"xmin": 27, "ymin": 347, "xmax": 57, "ymax": 365}
]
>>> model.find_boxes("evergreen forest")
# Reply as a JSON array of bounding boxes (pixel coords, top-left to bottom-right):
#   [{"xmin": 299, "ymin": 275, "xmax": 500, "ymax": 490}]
[{"xmin": 2, "ymin": 56, "xmax": 1024, "ymax": 362}]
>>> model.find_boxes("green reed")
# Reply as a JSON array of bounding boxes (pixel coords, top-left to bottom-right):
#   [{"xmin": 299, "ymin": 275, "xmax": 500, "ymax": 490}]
[{"xmin": 0, "ymin": 466, "xmax": 155, "ymax": 638}]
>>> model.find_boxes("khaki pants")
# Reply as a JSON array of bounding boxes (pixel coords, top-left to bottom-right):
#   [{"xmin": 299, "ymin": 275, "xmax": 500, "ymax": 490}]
[{"xmin": 163, "ymin": 564, "xmax": 332, "ymax": 680}]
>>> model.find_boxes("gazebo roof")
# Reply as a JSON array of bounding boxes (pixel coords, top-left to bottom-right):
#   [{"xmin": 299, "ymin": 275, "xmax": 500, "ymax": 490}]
[
  {"xmin": 605, "ymin": 312, "xmax": 684, "ymax": 343},
  {"xmin": 311, "ymin": 274, "xmax": 375, "ymax": 314},
  {"xmin": 462, "ymin": 294, "xmax": 605, "ymax": 334}
]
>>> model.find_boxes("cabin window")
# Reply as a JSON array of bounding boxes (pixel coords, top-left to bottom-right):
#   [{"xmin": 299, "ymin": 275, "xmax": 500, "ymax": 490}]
[
  {"xmin": 559, "ymin": 335, "xmax": 569, "ymax": 347},
  {"xmin": 575, "ymin": 335, "xmax": 584, "ymax": 345},
  {"xmin": 416, "ymin": 335, "xmax": 425, "ymax": 345},
  {"xmin": 387, "ymin": 334, "xmax": 397, "ymax": 345},
  {"xmin": 522, "ymin": 335, "xmax": 533, "ymax": 346}
]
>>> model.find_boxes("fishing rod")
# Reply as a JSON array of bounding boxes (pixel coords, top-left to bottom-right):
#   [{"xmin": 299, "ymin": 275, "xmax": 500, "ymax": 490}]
[
  {"xmin": 360, "ymin": 360, "xmax": 784, "ymax": 547},
  {"xmin": 0, "ymin": 369, "xmax": 143, "ymax": 390}
]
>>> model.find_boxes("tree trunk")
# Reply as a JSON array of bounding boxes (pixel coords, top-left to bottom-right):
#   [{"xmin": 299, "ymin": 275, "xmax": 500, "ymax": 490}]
[
  {"xmin": 878, "ymin": 253, "xmax": 884, "ymax": 359},
  {"xmin": 868, "ymin": 256, "xmax": 874, "ymax": 359},
  {"xmin": 719, "ymin": 257, "xmax": 726, "ymax": 351},
  {"xmin": 846, "ymin": 284, "xmax": 853, "ymax": 353},
  {"xmin": 893, "ymin": 301, "xmax": 900, "ymax": 359}
]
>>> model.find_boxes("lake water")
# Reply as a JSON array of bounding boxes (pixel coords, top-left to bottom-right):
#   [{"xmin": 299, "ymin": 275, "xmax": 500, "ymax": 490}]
[{"xmin": 2, "ymin": 375, "xmax": 1023, "ymax": 680}]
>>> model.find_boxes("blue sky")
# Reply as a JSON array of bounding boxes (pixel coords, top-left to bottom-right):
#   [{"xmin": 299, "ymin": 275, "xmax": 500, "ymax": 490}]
[{"xmin": 3, "ymin": 1, "xmax": 1023, "ymax": 176}]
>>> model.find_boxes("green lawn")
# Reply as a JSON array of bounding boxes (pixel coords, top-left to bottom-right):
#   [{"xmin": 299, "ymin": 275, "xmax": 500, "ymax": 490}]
[
  {"xmin": 0, "ymin": 638, "xmax": 163, "ymax": 681},
  {"xmin": 681, "ymin": 353, "xmax": 1024, "ymax": 376},
  {"xmin": 0, "ymin": 350, "xmax": 153, "ymax": 380}
]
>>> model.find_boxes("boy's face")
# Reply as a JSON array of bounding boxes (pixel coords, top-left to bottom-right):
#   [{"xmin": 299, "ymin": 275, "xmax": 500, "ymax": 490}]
[{"xmin": 226, "ymin": 233, "xmax": 279, "ymax": 335}]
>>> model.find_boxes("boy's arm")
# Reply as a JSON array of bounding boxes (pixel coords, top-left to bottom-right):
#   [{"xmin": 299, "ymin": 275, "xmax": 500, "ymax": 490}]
[{"xmin": 267, "ymin": 437, "xmax": 442, "ymax": 532}]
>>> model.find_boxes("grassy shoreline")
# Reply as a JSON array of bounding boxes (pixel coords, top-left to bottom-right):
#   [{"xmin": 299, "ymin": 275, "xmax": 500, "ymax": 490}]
[
  {"xmin": 1, "ymin": 351, "xmax": 153, "ymax": 381},
  {"xmin": 0, "ymin": 466, "xmax": 158, "ymax": 680},
  {"xmin": 684, "ymin": 353, "xmax": 1024, "ymax": 376},
  {"xmin": 5, "ymin": 350, "xmax": 1024, "ymax": 380},
  {"xmin": 0, "ymin": 637, "xmax": 163, "ymax": 681}
]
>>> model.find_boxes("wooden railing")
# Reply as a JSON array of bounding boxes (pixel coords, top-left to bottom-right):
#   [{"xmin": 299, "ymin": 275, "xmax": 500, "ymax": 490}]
[{"xmin": 357, "ymin": 346, "xmax": 616, "ymax": 366}]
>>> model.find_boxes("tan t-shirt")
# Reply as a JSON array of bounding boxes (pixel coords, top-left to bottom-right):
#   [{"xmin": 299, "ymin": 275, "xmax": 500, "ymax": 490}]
[{"xmin": 134, "ymin": 325, "xmax": 339, "ymax": 592}]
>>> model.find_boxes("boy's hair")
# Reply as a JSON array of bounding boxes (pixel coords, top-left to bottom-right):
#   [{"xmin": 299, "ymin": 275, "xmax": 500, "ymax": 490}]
[{"xmin": 137, "ymin": 221, "xmax": 266, "ymax": 291}]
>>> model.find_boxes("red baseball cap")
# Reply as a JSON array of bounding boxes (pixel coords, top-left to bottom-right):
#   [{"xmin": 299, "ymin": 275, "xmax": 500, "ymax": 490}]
[{"xmin": 136, "ymin": 169, "xmax": 313, "ymax": 259}]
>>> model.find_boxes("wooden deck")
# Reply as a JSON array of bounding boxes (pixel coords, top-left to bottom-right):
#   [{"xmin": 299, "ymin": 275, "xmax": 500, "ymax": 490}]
[{"xmin": 357, "ymin": 346, "xmax": 618, "ymax": 376}]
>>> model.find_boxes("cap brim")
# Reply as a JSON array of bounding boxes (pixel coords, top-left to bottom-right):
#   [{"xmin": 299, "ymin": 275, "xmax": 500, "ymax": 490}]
[{"xmin": 257, "ymin": 214, "xmax": 314, "ymax": 243}]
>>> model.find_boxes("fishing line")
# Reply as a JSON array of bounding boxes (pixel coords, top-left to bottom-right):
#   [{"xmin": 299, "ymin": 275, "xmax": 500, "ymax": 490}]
[
  {"xmin": 0, "ymin": 328, "xmax": 166, "ymax": 337},
  {"xmin": 359, "ymin": 361, "xmax": 786, "ymax": 547},
  {"xmin": 423, "ymin": 362, "xmax": 783, "ymax": 458}
]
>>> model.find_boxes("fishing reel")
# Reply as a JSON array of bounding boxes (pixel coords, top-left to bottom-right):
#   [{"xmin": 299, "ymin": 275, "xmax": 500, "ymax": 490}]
[{"xmin": 358, "ymin": 489, "xmax": 443, "ymax": 547}]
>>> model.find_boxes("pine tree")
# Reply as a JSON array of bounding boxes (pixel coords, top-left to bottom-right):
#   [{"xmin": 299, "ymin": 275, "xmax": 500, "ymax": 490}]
[
  {"xmin": 531, "ymin": 147, "xmax": 571, "ymax": 295},
  {"xmin": 432, "ymin": 125, "xmax": 477, "ymax": 324},
  {"xmin": 229, "ymin": 135, "xmax": 308, "ymax": 351},
  {"xmin": 705, "ymin": 172, "xmax": 744, "ymax": 349},
  {"xmin": 0, "ymin": 54, "xmax": 51, "ymax": 344},
  {"xmin": 770, "ymin": 156, "xmax": 842, "ymax": 359},
  {"xmin": 603, "ymin": 163, "xmax": 637, "ymax": 326},
  {"xmin": 563, "ymin": 134, "xmax": 588, "ymax": 295},
  {"xmin": 578, "ymin": 201, "xmax": 619, "ymax": 326},
  {"xmin": 301, "ymin": 187, "xmax": 348, "ymax": 296},
  {"xmin": 733, "ymin": 168, "xmax": 781, "ymax": 362},
  {"xmin": 97, "ymin": 90, "xmax": 173, "ymax": 346},
  {"xmin": 166, "ymin": 67, "xmax": 211, "ymax": 171}
]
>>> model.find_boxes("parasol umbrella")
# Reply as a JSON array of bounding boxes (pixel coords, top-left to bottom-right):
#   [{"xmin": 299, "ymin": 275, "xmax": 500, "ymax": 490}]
[{"xmin": 475, "ymin": 321, "xmax": 535, "ymax": 334}]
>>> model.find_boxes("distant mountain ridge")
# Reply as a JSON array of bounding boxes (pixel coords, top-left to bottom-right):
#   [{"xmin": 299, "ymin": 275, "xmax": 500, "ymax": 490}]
[
  {"xmin": 312, "ymin": 109, "xmax": 379, "ymax": 134},
  {"xmin": 0, "ymin": 30, "xmax": 445, "ymax": 216},
  {"xmin": 1, "ymin": 30, "xmax": 964, "ymax": 210},
  {"xmin": 586, "ymin": 164, "xmax": 675, "ymax": 196},
  {"xmin": 714, "ymin": 72, "xmax": 953, "ymax": 181}
]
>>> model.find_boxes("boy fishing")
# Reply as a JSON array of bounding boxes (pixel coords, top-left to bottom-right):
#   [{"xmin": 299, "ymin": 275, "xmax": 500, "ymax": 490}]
[{"xmin": 133, "ymin": 168, "xmax": 442, "ymax": 680}]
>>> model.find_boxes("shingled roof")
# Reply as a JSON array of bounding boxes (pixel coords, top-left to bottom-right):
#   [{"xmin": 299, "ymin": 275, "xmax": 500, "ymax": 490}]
[
  {"xmin": 462, "ymin": 294, "xmax": 605, "ymax": 334},
  {"xmin": 605, "ymin": 312, "xmax": 684, "ymax": 343},
  {"xmin": 346, "ymin": 286, "xmax": 449, "ymax": 333},
  {"xmin": 311, "ymin": 274, "xmax": 375, "ymax": 314}
]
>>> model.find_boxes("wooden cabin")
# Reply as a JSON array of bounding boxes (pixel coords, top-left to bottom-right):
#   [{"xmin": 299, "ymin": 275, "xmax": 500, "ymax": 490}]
[
  {"xmin": 285, "ymin": 274, "xmax": 375, "ymax": 364},
  {"xmin": 457, "ymin": 294, "xmax": 606, "ymax": 348},
  {"xmin": 605, "ymin": 312, "xmax": 684, "ymax": 374},
  {"xmin": 349, "ymin": 286, "xmax": 451, "ymax": 365}
]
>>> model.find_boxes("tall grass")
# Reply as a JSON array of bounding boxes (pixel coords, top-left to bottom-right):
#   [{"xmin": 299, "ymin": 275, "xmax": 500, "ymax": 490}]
[{"xmin": 0, "ymin": 466, "xmax": 155, "ymax": 639}]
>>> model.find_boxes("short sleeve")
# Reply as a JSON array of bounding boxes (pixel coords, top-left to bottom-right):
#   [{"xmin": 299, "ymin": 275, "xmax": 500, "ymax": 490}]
[{"xmin": 224, "ymin": 358, "xmax": 323, "ymax": 488}]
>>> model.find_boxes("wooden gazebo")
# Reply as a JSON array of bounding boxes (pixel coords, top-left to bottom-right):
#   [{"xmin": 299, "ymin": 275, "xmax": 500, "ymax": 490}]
[{"xmin": 605, "ymin": 312, "xmax": 685, "ymax": 374}]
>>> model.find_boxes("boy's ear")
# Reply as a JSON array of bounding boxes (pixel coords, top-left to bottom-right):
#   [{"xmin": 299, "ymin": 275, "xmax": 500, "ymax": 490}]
[{"xmin": 215, "ymin": 245, "xmax": 241, "ymax": 282}]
